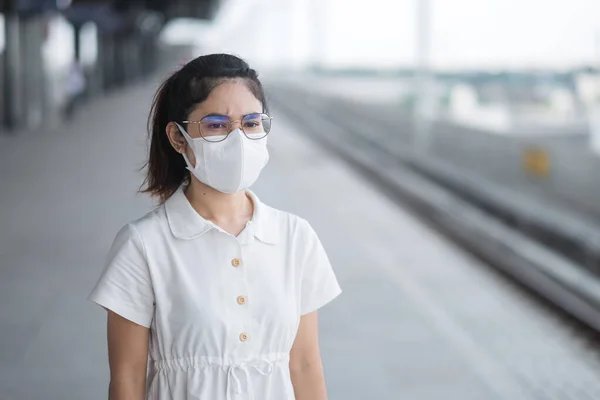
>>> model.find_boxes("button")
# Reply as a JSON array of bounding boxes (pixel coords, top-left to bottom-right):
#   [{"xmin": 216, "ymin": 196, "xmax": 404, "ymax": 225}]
[
  {"xmin": 237, "ymin": 296, "xmax": 246, "ymax": 305},
  {"xmin": 239, "ymin": 332, "xmax": 249, "ymax": 342},
  {"xmin": 231, "ymin": 258, "xmax": 241, "ymax": 267}
]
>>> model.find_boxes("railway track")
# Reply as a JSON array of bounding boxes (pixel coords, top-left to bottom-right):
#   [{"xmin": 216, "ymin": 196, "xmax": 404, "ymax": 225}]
[{"xmin": 269, "ymin": 83, "xmax": 600, "ymax": 335}]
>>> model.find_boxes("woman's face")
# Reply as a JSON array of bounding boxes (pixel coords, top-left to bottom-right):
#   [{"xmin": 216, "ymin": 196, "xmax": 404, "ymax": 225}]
[{"xmin": 167, "ymin": 80, "xmax": 263, "ymax": 167}]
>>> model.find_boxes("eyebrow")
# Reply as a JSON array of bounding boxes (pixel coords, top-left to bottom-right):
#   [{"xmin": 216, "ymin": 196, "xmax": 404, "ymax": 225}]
[{"xmin": 200, "ymin": 112, "xmax": 262, "ymax": 120}]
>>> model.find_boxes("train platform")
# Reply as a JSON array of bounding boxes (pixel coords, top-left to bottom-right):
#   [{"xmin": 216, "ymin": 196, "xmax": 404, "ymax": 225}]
[
  {"xmin": 274, "ymin": 73, "xmax": 600, "ymax": 220},
  {"xmin": 1, "ymin": 74, "xmax": 600, "ymax": 400}
]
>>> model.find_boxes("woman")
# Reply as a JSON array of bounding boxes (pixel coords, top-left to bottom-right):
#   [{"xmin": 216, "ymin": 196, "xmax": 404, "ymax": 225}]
[{"xmin": 89, "ymin": 53, "xmax": 342, "ymax": 400}]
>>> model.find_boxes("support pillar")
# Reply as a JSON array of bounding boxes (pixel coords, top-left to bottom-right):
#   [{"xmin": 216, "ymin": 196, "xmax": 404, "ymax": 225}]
[
  {"xmin": 20, "ymin": 16, "xmax": 46, "ymax": 130},
  {"xmin": 3, "ymin": 6, "xmax": 22, "ymax": 130},
  {"xmin": 74, "ymin": 24, "xmax": 82, "ymax": 61}
]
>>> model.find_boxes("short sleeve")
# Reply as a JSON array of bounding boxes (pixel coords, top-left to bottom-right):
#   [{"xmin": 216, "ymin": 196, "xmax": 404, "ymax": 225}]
[
  {"xmin": 299, "ymin": 220, "xmax": 342, "ymax": 315},
  {"xmin": 88, "ymin": 223, "xmax": 155, "ymax": 328}
]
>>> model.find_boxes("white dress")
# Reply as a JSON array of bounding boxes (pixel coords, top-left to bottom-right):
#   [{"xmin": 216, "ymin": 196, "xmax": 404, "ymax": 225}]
[{"xmin": 89, "ymin": 187, "xmax": 342, "ymax": 400}]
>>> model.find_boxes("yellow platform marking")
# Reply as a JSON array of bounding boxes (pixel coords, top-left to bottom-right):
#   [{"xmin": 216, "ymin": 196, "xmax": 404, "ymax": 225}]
[{"xmin": 523, "ymin": 147, "xmax": 550, "ymax": 177}]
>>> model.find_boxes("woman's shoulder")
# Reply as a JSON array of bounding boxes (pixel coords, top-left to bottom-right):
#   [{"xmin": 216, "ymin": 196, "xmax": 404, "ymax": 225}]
[
  {"xmin": 258, "ymin": 202, "xmax": 318, "ymax": 240},
  {"xmin": 113, "ymin": 205, "xmax": 168, "ymax": 244}
]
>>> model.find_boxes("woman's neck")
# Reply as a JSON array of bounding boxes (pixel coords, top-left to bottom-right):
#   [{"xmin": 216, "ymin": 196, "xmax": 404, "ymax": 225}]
[{"xmin": 184, "ymin": 179, "xmax": 254, "ymax": 225}]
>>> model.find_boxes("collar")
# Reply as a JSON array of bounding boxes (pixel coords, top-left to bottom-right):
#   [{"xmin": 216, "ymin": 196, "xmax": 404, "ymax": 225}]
[{"xmin": 164, "ymin": 186, "xmax": 279, "ymax": 244}]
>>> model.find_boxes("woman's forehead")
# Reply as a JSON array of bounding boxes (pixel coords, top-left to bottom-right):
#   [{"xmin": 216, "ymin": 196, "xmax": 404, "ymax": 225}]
[{"xmin": 190, "ymin": 81, "xmax": 262, "ymax": 117}]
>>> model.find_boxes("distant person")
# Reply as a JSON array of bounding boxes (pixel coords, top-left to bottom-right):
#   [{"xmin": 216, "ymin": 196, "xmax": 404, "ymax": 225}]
[
  {"xmin": 88, "ymin": 54, "xmax": 342, "ymax": 399},
  {"xmin": 63, "ymin": 60, "xmax": 86, "ymax": 119}
]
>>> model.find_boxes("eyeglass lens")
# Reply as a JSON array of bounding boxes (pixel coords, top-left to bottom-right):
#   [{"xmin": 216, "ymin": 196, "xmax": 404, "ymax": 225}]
[{"xmin": 199, "ymin": 113, "xmax": 271, "ymax": 142}]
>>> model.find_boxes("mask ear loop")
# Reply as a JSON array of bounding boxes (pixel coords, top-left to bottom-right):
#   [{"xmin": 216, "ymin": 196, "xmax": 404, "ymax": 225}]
[{"xmin": 175, "ymin": 122, "xmax": 198, "ymax": 170}]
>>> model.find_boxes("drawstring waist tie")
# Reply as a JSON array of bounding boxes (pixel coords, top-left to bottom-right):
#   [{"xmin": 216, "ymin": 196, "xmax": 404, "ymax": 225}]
[{"xmin": 150, "ymin": 353, "xmax": 289, "ymax": 400}]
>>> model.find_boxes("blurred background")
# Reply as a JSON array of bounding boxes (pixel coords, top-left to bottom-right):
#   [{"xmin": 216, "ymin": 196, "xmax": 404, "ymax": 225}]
[{"xmin": 2, "ymin": 0, "xmax": 600, "ymax": 399}]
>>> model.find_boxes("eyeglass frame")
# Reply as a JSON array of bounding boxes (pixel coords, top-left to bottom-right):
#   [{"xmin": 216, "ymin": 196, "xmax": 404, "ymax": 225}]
[{"xmin": 181, "ymin": 112, "xmax": 274, "ymax": 142}]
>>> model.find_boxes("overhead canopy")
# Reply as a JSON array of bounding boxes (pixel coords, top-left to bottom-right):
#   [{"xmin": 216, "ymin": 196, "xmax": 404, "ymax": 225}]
[
  {"xmin": 63, "ymin": 3, "xmax": 125, "ymax": 33},
  {"xmin": 13, "ymin": 0, "xmax": 221, "ymax": 30},
  {"xmin": 16, "ymin": 0, "xmax": 61, "ymax": 15}
]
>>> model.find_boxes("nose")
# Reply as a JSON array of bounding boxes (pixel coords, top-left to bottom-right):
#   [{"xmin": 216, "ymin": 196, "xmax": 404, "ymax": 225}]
[{"xmin": 231, "ymin": 120, "xmax": 243, "ymax": 132}]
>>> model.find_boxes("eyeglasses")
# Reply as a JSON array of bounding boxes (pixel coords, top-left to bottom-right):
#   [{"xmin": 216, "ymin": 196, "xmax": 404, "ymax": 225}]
[{"xmin": 182, "ymin": 113, "xmax": 273, "ymax": 142}]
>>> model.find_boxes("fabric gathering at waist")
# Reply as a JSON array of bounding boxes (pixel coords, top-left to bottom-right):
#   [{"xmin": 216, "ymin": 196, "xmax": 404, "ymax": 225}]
[
  {"xmin": 150, "ymin": 353, "xmax": 290, "ymax": 371},
  {"xmin": 149, "ymin": 353, "xmax": 291, "ymax": 400}
]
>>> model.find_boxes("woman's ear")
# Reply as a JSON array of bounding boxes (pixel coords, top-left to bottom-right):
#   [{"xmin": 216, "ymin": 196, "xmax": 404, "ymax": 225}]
[{"xmin": 166, "ymin": 122, "xmax": 187, "ymax": 153}]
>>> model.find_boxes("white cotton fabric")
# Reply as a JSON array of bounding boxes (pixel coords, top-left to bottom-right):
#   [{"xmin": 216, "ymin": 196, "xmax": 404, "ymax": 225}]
[{"xmin": 88, "ymin": 186, "xmax": 342, "ymax": 400}]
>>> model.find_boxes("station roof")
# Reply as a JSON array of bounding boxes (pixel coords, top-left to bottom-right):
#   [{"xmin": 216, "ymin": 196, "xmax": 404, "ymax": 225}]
[{"xmin": 12, "ymin": 0, "xmax": 220, "ymax": 32}]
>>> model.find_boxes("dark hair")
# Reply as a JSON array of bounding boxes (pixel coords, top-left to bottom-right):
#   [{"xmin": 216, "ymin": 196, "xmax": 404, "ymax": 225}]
[{"xmin": 140, "ymin": 53, "xmax": 268, "ymax": 203}]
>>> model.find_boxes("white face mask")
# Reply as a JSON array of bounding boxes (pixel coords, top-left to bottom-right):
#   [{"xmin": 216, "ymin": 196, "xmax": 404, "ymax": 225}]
[{"xmin": 176, "ymin": 123, "xmax": 270, "ymax": 194}]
